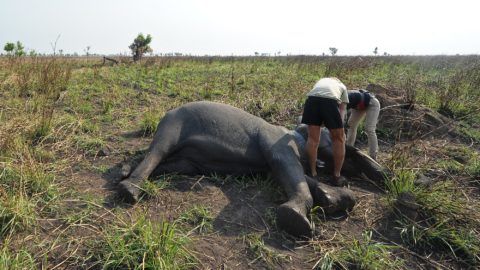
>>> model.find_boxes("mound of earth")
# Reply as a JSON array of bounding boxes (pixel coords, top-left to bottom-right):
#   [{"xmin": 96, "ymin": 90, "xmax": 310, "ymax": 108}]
[{"xmin": 366, "ymin": 84, "xmax": 458, "ymax": 140}]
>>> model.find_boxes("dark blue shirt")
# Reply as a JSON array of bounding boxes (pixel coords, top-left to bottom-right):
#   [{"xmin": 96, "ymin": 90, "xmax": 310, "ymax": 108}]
[{"xmin": 347, "ymin": 90, "xmax": 371, "ymax": 110}]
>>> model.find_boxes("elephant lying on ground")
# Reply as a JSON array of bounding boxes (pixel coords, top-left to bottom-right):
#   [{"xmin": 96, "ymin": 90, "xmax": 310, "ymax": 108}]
[{"xmin": 118, "ymin": 101, "xmax": 386, "ymax": 237}]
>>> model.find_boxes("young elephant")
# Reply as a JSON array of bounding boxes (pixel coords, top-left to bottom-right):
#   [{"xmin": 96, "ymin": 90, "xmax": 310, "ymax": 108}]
[{"xmin": 118, "ymin": 101, "xmax": 386, "ymax": 237}]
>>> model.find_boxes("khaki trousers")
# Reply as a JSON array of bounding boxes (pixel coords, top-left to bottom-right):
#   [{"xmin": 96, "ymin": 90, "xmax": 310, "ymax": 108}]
[{"xmin": 346, "ymin": 97, "xmax": 380, "ymax": 159}]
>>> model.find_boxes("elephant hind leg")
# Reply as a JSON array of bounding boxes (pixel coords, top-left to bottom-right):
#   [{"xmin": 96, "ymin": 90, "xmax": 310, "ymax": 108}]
[
  {"xmin": 118, "ymin": 114, "xmax": 185, "ymax": 202},
  {"xmin": 128, "ymin": 114, "xmax": 184, "ymax": 181}
]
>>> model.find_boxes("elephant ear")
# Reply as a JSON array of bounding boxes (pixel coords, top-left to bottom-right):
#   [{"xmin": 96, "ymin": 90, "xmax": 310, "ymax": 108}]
[{"xmin": 345, "ymin": 145, "xmax": 391, "ymax": 186}]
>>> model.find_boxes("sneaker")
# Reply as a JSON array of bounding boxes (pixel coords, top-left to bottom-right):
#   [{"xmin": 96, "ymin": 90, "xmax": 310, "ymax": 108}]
[{"xmin": 330, "ymin": 175, "xmax": 347, "ymax": 187}]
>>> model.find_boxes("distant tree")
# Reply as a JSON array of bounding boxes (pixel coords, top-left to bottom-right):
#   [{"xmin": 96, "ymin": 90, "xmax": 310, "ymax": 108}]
[
  {"xmin": 29, "ymin": 49, "xmax": 37, "ymax": 57},
  {"xmin": 4, "ymin": 41, "xmax": 25, "ymax": 56},
  {"xmin": 373, "ymin": 47, "xmax": 378, "ymax": 56},
  {"xmin": 129, "ymin": 33, "xmax": 152, "ymax": 61},
  {"xmin": 383, "ymin": 52, "xmax": 388, "ymax": 56},
  {"xmin": 84, "ymin": 46, "xmax": 91, "ymax": 56},
  {"xmin": 329, "ymin": 47, "xmax": 338, "ymax": 56},
  {"xmin": 14, "ymin": 41, "xmax": 25, "ymax": 56},
  {"xmin": 4, "ymin": 42, "xmax": 15, "ymax": 55},
  {"xmin": 254, "ymin": 52, "xmax": 259, "ymax": 56}
]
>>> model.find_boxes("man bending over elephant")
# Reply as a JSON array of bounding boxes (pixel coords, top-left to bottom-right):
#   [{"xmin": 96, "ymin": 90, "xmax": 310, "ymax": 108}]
[{"xmin": 301, "ymin": 77, "xmax": 349, "ymax": 186}]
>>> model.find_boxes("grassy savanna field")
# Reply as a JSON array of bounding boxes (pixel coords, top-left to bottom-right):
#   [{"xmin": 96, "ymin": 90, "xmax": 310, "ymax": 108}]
[{"xmin": 0, "ymin": 55, "xmax": 479, "ymax": 269}]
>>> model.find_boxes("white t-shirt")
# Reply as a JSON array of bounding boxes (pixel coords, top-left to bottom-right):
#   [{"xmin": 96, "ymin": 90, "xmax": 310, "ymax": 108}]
[{"xmin": 307, "ymin": 78, "xmax": 349, "ymax": 104}]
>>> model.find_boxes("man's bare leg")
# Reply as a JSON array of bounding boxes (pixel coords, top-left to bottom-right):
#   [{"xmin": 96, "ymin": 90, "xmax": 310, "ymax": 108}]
[
  {"xmin": 329, "ymin": 128, "xmax": 346, "ymax": 177},
  {"xmin": 306, "ymin": 125, "xmax": 321, "ymax": 176}
]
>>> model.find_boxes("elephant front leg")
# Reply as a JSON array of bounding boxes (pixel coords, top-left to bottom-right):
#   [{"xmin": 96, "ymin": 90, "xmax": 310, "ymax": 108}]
[
  {"xmin": 268, "ymin": 157, "xmax": 314, "ymax": 238},
  {"xmin": 258, "ymin": 132, "xmax": 316, "ymax": 237}
]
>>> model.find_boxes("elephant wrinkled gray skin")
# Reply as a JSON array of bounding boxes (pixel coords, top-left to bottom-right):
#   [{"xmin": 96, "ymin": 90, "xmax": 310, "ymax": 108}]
[{"xmin": 118, "ymin": 101, "xmax": 386, "ymax": 237}]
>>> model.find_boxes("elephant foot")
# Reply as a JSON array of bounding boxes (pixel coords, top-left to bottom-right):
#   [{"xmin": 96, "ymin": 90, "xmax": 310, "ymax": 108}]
[
  {"xmin": 277, "ymin": 202, "xmax": 312, "ymax": 238},
  {"xmin": 308, "ymin": 178, "xmax": 356, "ymax": 214},
  {"xmin": 117, "ymin": 180, "xmax": 140, "ymax": 204}
]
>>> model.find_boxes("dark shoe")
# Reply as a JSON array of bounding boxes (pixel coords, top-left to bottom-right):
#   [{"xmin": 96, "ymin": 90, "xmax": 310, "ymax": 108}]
[{"xmin": 329, "ymin": 175, "xmax": 347, "ymax": 187}]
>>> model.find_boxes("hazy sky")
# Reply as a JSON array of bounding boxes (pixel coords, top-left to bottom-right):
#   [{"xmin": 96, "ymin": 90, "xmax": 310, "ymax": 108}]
[{"xmin": 1, "ymin": 0, "xmax": 479, "ymax": 56}]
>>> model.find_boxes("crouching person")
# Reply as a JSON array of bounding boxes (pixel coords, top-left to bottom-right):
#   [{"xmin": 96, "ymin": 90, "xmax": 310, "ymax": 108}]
[{"xmin": 346, "ymin": 90, "xmax": 380, "ymax": 160}]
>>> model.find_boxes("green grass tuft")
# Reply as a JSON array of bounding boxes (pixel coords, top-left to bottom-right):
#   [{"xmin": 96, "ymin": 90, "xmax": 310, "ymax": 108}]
[
  {"xmin": 0, "ymin": 194, "xmax": 36, "ymax": 237},
  {"xmin": 179, "ymin": 205, "xmax": 213, "ymax": 234},
  {"xmin": 244, "ymin": 233, "xmax": 290, "ymax": 268},
  {"xmin": 384, "ymin": 168, "xmax": 416, "ymax": 201},
  {"xmin": 0, "ymin": 244, "xmax": 36, "ymax": 270},
  {"xmin": 0, "ymin": 162, "xmax": 58, "ymax": 236},
  {"xmin": 140, "ymin": 178, "xmax": 171, "ymax": 199},
  {"xmin": 320, "ymin": 231, "xmax": 404, "ymax": 270},
  {"xmin": 140, "ymin": 110, "xmax": 163, "ymax": 136},
  {"xmin": 94, "ymin": 215, "xmax": 196, "ymax": 270}
]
